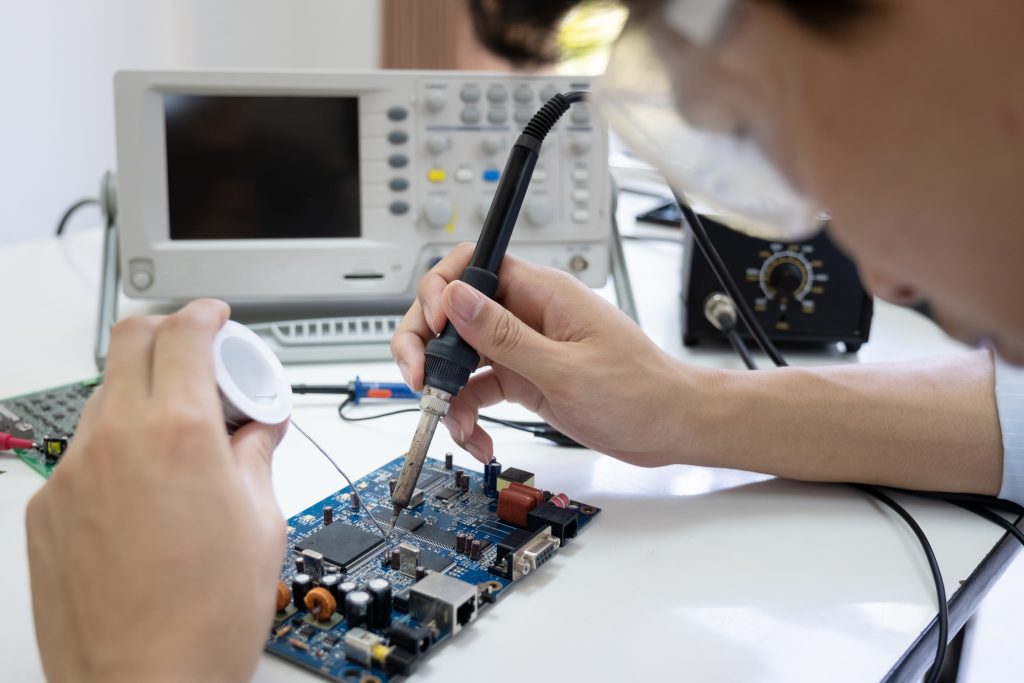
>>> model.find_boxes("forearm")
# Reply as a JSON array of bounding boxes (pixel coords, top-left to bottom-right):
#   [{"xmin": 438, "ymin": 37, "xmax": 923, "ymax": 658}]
[{"xmin": 686, "ymin": 350, "xmax": 1003, "ymax": 495}]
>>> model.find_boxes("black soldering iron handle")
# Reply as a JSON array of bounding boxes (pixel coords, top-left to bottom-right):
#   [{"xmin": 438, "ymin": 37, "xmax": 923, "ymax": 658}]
[{"xmin": 422, "ymin": 91, "xmax": 587, "ymax": 398}]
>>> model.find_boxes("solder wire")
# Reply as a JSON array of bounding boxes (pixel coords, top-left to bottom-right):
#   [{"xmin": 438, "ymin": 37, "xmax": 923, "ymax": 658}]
[{"xmin": 289, "ymin": 419, "xmax": 395, "ymax": 542}]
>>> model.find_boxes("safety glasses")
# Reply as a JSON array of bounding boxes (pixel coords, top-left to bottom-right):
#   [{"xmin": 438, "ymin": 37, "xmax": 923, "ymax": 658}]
[{"xmin": 591, "ymin": 0, "xmax": 826, "ymax": 240}]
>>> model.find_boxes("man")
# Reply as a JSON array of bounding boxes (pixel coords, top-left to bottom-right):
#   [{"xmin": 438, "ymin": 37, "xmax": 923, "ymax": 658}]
[{"xmin": 25, "ymin": 0, "xmax": 1024, "ymax": 680}]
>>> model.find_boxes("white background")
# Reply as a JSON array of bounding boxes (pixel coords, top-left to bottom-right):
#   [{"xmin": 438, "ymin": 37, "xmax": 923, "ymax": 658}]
[{"xmin": 0, "ymin": 0, "xmax": 380, "ymax": 246}]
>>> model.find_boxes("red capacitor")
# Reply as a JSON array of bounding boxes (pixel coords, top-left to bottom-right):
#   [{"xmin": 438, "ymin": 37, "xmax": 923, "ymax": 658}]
[
  {"xmin": 498, "ymin": 488, "xmax": 540, "ymax": 527},
  {"xmin": 507, "ymin": 482, "xmax": 544, "ymax": 507}
]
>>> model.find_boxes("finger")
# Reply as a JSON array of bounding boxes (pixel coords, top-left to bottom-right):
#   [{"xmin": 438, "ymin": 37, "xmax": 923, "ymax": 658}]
[
  {"xmin": 102, "ymin": 316, "xmax": 163, "ymax": 404},
  {"xmin": 416, "ymin": 243, "xmax": 476, "ymax": 335},
  {"xmin": 461, "ymin": 423, "xmax": 495, "ymax": 464},
  {"xmin": 441, "ymin": 281, "xmax": 563, "ymax": 385},
  {"xmin": 391, "ymin": 299, "xmax": 430, "ymax": 391},
  {"xmin": 230, "ymin": 420, "xmax": 284, "ymax": 505},
  {"xmin": 151, "ymin": 299, "xmax": 230, "ymax": 409}
]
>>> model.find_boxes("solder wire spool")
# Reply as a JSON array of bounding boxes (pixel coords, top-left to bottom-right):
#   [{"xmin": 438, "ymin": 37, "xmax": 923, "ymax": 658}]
[{"xmin": 213, "ymin": 320, "xmax": 293, "ymax": 432}]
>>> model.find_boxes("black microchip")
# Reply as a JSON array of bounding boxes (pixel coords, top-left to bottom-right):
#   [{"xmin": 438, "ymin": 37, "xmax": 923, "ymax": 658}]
[
  {"xmin": 297, "ymin": 523, "xmax": 384, "ymax": 569},
  {"xmin": 416, "ymin": 548, "xmax": 454, "ymax": 573},
  {"xmin": 418, "ymin": 471, "xmax": 443, "ymax": 489},
  {"xmin": 411, "ymin": 523, "xmax": 458, "ymax": 549},
  {"xmin": 397, "ymin": 513, "xmax": 424, "ymax": 532},
  {"xmin": 298, "ymin": 625, "xmax": 315, "ymax": 638},
  {"xmin": 323, "ymin": 633, "xmax": 341, "ymax": 646},
  {"xmin": 435, "ymin": 486, "xmax": 461, "ymax": 502}
]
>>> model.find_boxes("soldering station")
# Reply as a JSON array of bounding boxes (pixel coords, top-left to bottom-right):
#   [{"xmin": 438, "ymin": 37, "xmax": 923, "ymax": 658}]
[{"xmin": 3, "ymin": 43, "xmax": 1022, "ymax": 683}]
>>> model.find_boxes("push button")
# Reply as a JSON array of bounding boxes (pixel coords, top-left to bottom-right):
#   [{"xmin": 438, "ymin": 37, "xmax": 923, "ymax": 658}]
[
  {"xmin": 387, "ymin": 131, "xmax": 408, "ymax": 145},
  {"xmin": 482, "ymin": 169, "xmax": 500, "ymax": 182},
  {"xmin": 427, "ymin": 169, "xmax": 447, "ymax": 183},
  {"xmin": 387, "ymin": 106, "xmax": 408, "ymax": 121},
  {"xmin": 461, "ymin": 108, "xmax": 482, "ymax": 125},
  {"xmin": 454, "ymin": 167, "xmax": 474, "ymax": 183},
  {"xmin": 389, "ymin": 201, "xmax": 410, "ymax": 215},
  {"xmin": 388, "ymin": 154, "xmax": 409, "ymax": 169},
  {"xmin": 389, "ymin": 178, "xmax": 409, "ymax": 192}
]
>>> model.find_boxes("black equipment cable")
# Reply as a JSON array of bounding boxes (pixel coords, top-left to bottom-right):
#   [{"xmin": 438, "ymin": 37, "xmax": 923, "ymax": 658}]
[
  {"xmin": 674, "ymin": 194, "xmax": 789, "ymax": 367},
  {"xmin": 55, "ymin": 198, "xmax": 100, "ymax": 236},
  {"xmin": 724, "ymin": 328, "xmax": 757, "ymax": 370},
  {"xmin": 681, "ymin": 196, "xmax": 948, "ymax": 682},
  {"xmin": 334, "ymin": 395, "xmax": 584, "ymax": 448}
]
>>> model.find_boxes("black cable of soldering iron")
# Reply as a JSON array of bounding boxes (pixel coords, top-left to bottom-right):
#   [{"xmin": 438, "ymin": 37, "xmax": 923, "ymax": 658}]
[{"xmin": 682, "ymin": 198, "xmax": 948, "ymax": 682}]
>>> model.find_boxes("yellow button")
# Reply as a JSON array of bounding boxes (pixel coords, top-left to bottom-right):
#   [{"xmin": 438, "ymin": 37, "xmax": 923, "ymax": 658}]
[{"xmin": 427, "ymin": 169, "xmax": 446, "ymax": 183}]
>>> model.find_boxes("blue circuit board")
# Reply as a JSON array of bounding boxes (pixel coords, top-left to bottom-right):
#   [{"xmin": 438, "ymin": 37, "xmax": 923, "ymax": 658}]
[{"xmin": 267, "ymin": 455, "xmax": 600, "ymax": 682}]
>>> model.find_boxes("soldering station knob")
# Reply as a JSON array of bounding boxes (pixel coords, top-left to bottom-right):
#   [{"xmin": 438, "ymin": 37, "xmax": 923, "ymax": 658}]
[{"xmin": 767, "ymin": 261, "xmax": 805, "ymax": 297}]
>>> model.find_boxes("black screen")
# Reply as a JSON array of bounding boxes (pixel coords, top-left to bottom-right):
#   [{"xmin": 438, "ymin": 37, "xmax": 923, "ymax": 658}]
[{"xmin": 164, "ymin": 95, "xmax": 361, "ymax": 240}]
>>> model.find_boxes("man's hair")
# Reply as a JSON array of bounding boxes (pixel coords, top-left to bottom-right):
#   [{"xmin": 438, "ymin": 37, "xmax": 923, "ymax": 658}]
[{"xmin": 467, "ymin": 0, "xmax": 873, "ymax": 66}]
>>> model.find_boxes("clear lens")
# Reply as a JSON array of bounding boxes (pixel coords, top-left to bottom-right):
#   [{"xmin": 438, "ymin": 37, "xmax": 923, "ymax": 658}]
[{"xmin": 592, "ymin": 15, "xmax": 822, "ymax": 240}]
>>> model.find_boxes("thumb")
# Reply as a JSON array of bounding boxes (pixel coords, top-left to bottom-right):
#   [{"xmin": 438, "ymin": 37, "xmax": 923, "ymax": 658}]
[
  {"xmin": 230, "ymin": 419, "xmax": 286, "ymax": 504},
  {"xmin": 442, "ymin": 280, "xmax": 560, "ymax": 382}
]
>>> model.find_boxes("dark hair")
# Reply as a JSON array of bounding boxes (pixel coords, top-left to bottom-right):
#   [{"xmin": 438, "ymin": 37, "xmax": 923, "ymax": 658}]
[{"xmin": 467, "ymin": 0, "xmax": 873, "ymax": 66}]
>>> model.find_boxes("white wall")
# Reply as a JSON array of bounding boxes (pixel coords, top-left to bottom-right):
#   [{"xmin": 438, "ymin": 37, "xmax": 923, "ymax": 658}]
[{"xmin": 0, "ymin": 0, "xmax": 380, "ymax": 246}]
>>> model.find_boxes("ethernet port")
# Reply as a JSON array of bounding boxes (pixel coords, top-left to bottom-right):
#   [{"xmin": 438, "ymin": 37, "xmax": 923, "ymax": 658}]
[{"xmin": 456, "ymin": 596, "xmax": 477, "ymax": 627}]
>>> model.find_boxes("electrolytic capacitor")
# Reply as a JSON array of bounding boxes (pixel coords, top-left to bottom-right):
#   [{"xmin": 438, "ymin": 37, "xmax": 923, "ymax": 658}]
[
  {"xmin": 486, "ymin": 460, "xmax": 502, "ymax": 493},
  {"xmin": 350, "ymin": 492, "xmax": 360, "ymax": 511},
  {"xmin": 415, "ymin": 566, "xmax": 428, "ymax": 581},
  {"xmin": 338, "ymin": 580, "xmax": 358, "ymax": 608},
  {"xmin": 455, "ymin": 533, "xmax": 468, "ymax": 554},
  {"xmin": 390, "ymin": 547, "xmax": 402, "ymax": 570},
  {"xmin": 345, "ymin": 590, "xmax": 372, "ymax": 627},
  {"xmin": 292, "ymin": 573, "xmax": 312, "ymax": 608},
  {"xmin": 366, "ymin": 578, "xmax": 393, "ymax": 630},
  {"xmin": 295, "ymin": 556, "xmax": 305, "ymax": 573},
  {"xmin": 445, "ymin": 452, "xmax": 454, "ymax": 470},
  {"xmin": 320, "ymin": 573, "xmax": 341, "ymax": 606},
  {"xmin": 460, "ymin": 474, "xmax": 469, "ymax": 492},
  {"xmin": 323, "ymin": 506, "xmax": 333, "ymax": 526},
  {"xmin": 470, "ymin": 539, "xmax": 482, "ymax": 561}
]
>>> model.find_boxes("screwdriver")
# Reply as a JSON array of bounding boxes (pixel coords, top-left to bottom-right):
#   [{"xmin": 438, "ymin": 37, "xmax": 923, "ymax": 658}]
[{"xmin": 389, "ymin": 91, "xmax": 589, "ymax": 531}]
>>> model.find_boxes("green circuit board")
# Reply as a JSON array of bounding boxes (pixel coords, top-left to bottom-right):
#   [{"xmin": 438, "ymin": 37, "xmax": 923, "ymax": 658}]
[{"xmin": 0, "ymin": 378, "xmax": 100, "ymax": 477}]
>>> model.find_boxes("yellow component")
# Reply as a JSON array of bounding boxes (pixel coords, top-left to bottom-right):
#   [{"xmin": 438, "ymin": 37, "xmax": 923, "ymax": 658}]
[
  {"xmin": 427, "ymin": 168, "xmax": 447, "ymax": 183},
  {"xmin": 274, "ymin": 625, "xmax": 293, "ymax": 639},
  {"xmin": 371, "ymin": 643, "xmax": 392, "ymax": 663},
  {"xmin": 288, "ymin": 638, "xmax": 309, "ymax": 651}
]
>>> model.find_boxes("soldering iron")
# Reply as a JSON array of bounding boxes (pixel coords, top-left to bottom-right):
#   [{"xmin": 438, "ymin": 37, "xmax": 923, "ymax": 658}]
[{"xmin": 389, "ymin": 91, "xmax": 590, "ymax": 531}]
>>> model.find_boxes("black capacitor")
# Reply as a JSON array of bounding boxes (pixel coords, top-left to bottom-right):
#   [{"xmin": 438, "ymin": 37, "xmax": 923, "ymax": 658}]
[
  {"xmin": 444, "ymin": 452, "xmax": 454, "ymax": 470},
  {"xmin": 295, "ymin": 556, "xmax": 305, "ymax": 573},
  {"xmin": 320, "ymin": 573, "xmax": 341, "ymax": 609},
  {"xmin": 345, "ymin": 590, "xmax": 372, "ymax": 627},
  {"xmin": 338, "ymin": 580, "xmax": 358, "ymax": 608},
  {"xmin": 455, "ymin": 533, "xmax": 468, "ymax": 554},
  {"xmin": 350, "ymin": 492, "xmax": 360, "ymax": 511},
  {"xmin": 486, "ymin": 460, "xmax": 502, "ymax": 493},
  {"xmin": 323, "ymin": 506, "xmax": 333, "ymax": 526},
  {"xmin": 292, "ymin": 573, "xmax": 312, "ymax": 609},
  {"xmin": 390, "ymin": 547, "xmax": 402, "ymax": 570},
  {"xmin": 415, "ymin": 566, "xmax": 428, "ymax": 581},
  {"xmin": 460, "ymin": 475, "xmax": 469, "ymax": 492},
  {"xmin": 367, "ymin": 578, "xmax": 393, "ymax": 630},
  {"xmin": 454, "ymin": 470, "xmax": 464, "ymax": 487},
  {"xmin": 469, "ymin": 539, "xmax": 482, "ymax": 561}
]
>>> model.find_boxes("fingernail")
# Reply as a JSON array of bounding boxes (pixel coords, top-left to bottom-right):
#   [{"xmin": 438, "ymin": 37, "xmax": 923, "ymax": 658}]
[
  {"xmin": 442, "ymin": 416, "xmax": 464, "ymax": 442},
  {"xmin": 398, "ymin": 361, "xmax": 412, "ymax": 389},
  {"xmin": 448, "ymin": 282, "xmax": 484, "ymax": 323},
  {"xmin": 423, "ymin": 301, "xmax": 437, "ymax": 335}
]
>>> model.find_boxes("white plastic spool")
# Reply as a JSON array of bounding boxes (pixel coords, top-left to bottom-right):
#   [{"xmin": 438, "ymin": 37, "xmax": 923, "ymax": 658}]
[{"xmin": 213, "ymin": 321, "xmax": 292, "ymax": 432}]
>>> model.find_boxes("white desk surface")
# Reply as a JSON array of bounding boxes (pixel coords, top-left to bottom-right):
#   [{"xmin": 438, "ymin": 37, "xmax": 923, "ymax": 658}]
[{"xmin": 0, "ymin": 193, "xmax": 1016, "ymax": 682}]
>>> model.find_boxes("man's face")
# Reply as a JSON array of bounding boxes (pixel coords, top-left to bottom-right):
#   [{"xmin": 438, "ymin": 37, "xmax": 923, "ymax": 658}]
[{"xmin": 658, "ymin": 0, "xmax": 1024, "ymax": 362}]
